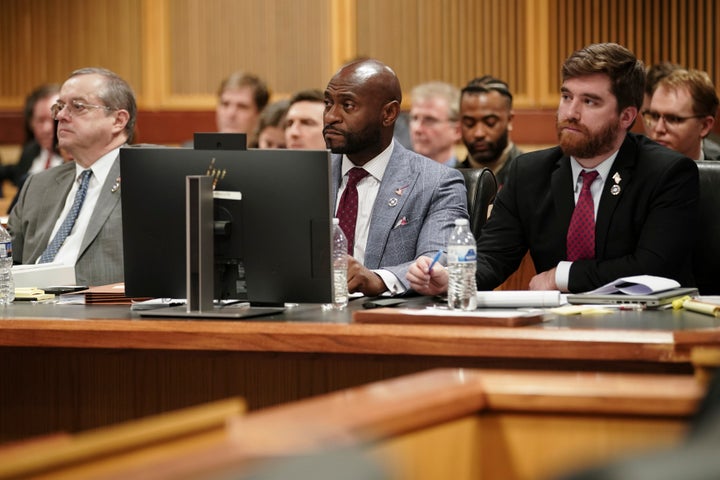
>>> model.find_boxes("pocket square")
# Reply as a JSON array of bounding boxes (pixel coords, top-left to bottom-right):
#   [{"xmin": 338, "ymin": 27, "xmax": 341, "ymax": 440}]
[{"xmin": 394, "ymin": 216, "xmax": 408, "ymax": 228}]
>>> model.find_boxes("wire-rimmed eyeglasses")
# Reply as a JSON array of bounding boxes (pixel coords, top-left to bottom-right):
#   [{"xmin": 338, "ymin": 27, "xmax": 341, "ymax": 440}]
[
  {"xmin": 51, "ymin": 100, "xmax": 117, "ymax": 120},
  {"xmin": 641, "ymin": 110, "xmax": 706, "ymax": 128}
]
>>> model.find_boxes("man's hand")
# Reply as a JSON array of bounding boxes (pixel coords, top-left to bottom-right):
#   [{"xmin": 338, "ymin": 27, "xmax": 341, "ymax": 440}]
[
  {"xmin": 529, "ymin": 268, "xmax": 559, "ymax": 290},
  {"xmin": 347, "ymin": 256, "xmax": 387, "ymax": 296},
  {"xmin": 406, "ymin": 255, "xmax": 449, "ymax": 296}
]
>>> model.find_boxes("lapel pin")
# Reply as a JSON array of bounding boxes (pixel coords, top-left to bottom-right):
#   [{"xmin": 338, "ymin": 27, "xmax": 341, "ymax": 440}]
[
  {"xmin": 394, "ymin": 184, "xmax": 408, "ymax": 196},
  {"xmin": 111, "ymin": 176, "xmax": 121, "ymax": 193},
  {"xmin": 611, "ymin": 172, "xmax": 621, "ymax": 195},
  {"xmin": 388, "ymin": 197, "xmax": 398, "ymax": 207}
]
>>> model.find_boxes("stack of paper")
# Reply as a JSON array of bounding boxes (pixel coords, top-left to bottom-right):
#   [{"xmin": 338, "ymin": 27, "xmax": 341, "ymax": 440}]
[{"xmin": 80, "ymin": 283, "xmax": 152, "ymax": 305}]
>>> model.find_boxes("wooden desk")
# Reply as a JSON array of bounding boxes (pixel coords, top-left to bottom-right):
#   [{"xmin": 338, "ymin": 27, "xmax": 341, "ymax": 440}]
[
  {"xmin": 1, "ymin": 369, "xmax": 703, "ymax": 480},
  {"xmin": 0, "ymin": 300, "xmax": 718, "ymax": 443}
]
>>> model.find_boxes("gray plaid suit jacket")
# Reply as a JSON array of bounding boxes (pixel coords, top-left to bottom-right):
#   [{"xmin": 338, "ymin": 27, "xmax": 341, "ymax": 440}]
[
  {"xmin": 331, "ymin": 142, "xmax": 468, "ymax": 290},
  {"xmin": 8, "ymin": 156, "xmax": 123, "ymax": 286}
]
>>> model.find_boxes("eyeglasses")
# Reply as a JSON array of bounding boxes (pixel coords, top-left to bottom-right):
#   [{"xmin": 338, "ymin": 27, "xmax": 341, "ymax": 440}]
[
  {"xmin": 410, "ymin": 116, "xmax": 457, "ymax": 128},
  {"xmin": 51, "ymin": 100, "xmax": 116, "ymax": 120},
  {"xmin": 642, "ymin": 110, "xmax": 705, "ymax": 128}
]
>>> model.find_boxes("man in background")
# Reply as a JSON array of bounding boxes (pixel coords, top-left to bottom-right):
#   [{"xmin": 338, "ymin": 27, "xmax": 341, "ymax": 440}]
[
  {"xmin": 457, "ymin": 75, "xmax": 523, "ymax": 185},
  {"xmin": 9, "ymin": 67, "xmax": 136, "ymax": 286},
  {"xmin": 0, "ymin": 84, "xmax": 63, "ymax": 193},
  {"xmin": 285, "ymin": 89, "xmax": 326, "ymax": 150},
  {"xmin": 409, "ymin": 81, "xmax": 462, "ymax": 166},
  {"xmin": 323, "ymin": 58, "xmax": 467, "ymax": 296},
  {"xmin": 214, "ymin": 71, "xmax": 270, "ymax": 146},
  {"xmin": 644, "ymin": 68, "xmax": 720, "ymax": 160}
]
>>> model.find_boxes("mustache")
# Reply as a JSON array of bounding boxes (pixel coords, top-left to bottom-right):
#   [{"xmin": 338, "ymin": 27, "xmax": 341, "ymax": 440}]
[
  {"xmin": 557, "ymin": 119, "xmax": 590, "ymax": 134},
  {"xmin": 323, "ymin": 126, "xmax": 344, "ymax": 135}
]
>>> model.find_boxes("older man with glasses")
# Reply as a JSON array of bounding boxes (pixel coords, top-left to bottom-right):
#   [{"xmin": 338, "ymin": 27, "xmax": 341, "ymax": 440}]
[
  {"xmin": 644, "ymin": 68, "xmax": 720, "ymax": 161},
  {"xmin": 408, "ymin": 81, "xmax": 462, "ymax": 167},
  {"xmin": 8, "ymin": 67, "xmax": 136, "ymax": 286}
]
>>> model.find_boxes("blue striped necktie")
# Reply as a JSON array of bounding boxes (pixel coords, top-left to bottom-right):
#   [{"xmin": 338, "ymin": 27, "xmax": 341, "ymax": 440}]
[{"xmin": 39, "ymin": 169, "xmax": 93, "ymax": 263}]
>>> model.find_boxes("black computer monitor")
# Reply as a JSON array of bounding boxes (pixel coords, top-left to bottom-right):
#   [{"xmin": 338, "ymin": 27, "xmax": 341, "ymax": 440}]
[{"xmin": 119, "ymin": 147, "xmax": 333, "ymax": 305}]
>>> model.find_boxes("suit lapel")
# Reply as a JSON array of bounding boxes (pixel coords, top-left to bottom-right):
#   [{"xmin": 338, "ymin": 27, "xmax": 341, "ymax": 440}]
[
  {"xmin": 31, "ymin": 165, "xmax": 76, "ymax": 261},
  {"xmin": 364, "ymin": 146, "xmax": 417, "ymax": 268},
  {"xmin": 551, "ymin": 155, "xmax": 575, "ymax": 231},
  {"xmin": 595, "ymin": 136, "xmax": 636, "ymax": 258},
  {"xmin": 79, "ymin": 156, "xmax": 121, "ymax": 255}
]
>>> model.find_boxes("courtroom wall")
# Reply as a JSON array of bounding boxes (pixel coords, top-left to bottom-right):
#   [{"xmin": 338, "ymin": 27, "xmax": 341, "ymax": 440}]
[{"xmin": 1, "ymin": 0, "xmax": 718, "ymax": 145}]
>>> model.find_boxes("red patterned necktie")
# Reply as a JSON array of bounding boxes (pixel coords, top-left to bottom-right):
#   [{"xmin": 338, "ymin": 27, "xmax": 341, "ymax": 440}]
[
  {"xmin": 566, "ymin": 170, "xmax": 599, "ymax": 261},
  {"xmin": 336, "ymin": 167, "xmax": 369, "ymax": 254}
]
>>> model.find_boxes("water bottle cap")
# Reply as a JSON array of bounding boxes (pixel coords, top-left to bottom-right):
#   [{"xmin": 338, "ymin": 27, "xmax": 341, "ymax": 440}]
[
  {"xmin": 332, "ymin": 218, "xmax": 339, "ymax": 225},
  {"xmin": 454, "ymin": 218, "xmax": 469, "ymax": 226}
]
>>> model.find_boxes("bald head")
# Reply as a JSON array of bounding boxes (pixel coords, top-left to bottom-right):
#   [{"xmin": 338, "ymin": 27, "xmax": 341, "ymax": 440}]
[{"xmin": 323, "ymin": 59, "xmax": 402, "ymax": 165}]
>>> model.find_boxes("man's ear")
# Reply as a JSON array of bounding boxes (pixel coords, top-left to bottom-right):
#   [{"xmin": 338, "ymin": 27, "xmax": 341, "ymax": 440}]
[
  {"xmin": 382, "ymin": 100, "xmax": 400, "ymax": 127},
  {"xmin": 619, "ymin": 106, "xmax": 638, "ymax": 130},
  {"xmin": 700, "ymin": 115, "xmax": 715, "ymax": 139},
  {"xmin": 113, "ymin": 109, "xmax": 130, "ymax": 134}
]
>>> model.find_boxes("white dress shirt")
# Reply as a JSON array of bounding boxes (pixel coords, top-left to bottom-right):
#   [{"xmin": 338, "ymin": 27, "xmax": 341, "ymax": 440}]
[
  {"xmin": 40, "ymin": 148, "xmax": 119, "ymax": 267},
  {"xmin": 28, "ymin": 150, "xmax": 64, "ymax": 175}
]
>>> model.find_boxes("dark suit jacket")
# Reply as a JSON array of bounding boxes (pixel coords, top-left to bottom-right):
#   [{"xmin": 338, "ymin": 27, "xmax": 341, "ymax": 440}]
[
  {"xmin": 456, "ymin": 143, "xmax": 523, "ymax": 185},
  {"xmin": 475, "ymin": 133, "xmax": 699, "ymax": 293}
]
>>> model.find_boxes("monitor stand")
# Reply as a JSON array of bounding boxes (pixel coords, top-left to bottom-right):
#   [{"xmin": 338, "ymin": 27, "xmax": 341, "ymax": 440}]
[{"xmin": 141, "ymin": 176, "xmax": 285, "ymax": 319}]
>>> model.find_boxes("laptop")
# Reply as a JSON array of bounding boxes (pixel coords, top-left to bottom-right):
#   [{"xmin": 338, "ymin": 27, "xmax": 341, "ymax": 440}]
[{"xmin": 566, "ymin": 287, "xmax": 698, "ymax": 308}]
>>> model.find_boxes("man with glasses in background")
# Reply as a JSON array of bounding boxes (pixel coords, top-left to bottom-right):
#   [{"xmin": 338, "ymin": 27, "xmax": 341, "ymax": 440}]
[
  {"xmin": 408, "ymin": 81, "xmax": 462, "ymax": 167},
  {"xmin": 8, "ymin": 67, "xmax": 136, "ymax": 286},
  {"xmin": 457, "ymin": 75, "xmax": 523, "ymax": 185},
  {"xmin": 644, "ymin": 68, "xmax": 720, "ymax": 161}
]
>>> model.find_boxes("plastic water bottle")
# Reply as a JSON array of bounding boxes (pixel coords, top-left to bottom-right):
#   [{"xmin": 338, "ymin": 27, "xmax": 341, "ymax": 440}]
[
  {"xmin": 0, "ymin": 225, "xmax": 14, "ymax": 305},
  {"xmin": 447, "ymin": 218, "xmax": 477, "ymax": 311},
  {"xmin": 324, "ymin": 218, "xmax": 348, "ymax": 310}
]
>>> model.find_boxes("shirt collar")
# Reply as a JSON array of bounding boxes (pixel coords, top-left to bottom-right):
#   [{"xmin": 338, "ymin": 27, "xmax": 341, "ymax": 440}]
[
  {"xmin": 75, "ymin": 146, "xmax": 119, "ymax": 186},
  {"xmin": 570, "ymin": 149, "xmax": 619, "ymax": 184},
  {"xmin": 341, "ymin": 141, "xmax": 395, "ymax": 182}
]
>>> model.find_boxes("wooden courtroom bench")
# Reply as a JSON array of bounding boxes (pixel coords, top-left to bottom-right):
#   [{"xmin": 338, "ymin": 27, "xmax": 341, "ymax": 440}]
[{"xmin": 0, "ymin": 368, "xmax": 702, "ymax": 480}]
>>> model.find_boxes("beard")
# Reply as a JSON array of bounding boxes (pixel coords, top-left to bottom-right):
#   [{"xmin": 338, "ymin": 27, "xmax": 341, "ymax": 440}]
[
  {"xmin": 323, "ymin": 122, "xmax": 382, "ymax": 155},
  {"xmin": 468, "ymin": 129, "xmax": 509, "ymax": 164},
  {"xmin": 557, "ymin": 118, "xmax": 619, "ymax": 159}
]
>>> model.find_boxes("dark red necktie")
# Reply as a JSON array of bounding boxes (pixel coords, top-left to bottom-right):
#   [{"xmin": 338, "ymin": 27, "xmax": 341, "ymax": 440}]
[
  {"xmin": 566, "ymin": 170, "xmax": 599, "ymax": 261},
  {"xmin": 336, "ymin": 167, "xmax": 369, "ymax": 254}
]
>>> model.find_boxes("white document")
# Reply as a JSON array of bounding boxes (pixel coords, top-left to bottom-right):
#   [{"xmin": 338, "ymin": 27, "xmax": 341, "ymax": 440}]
[
  {"xmin": 12, "ymin": 264, "xmax": 76, "ymax": 288},
  {"xmin": 585, "ymin": 275, "xmax": 680, "ymax": 295},
  {"xmin": 475, "ymin": 290, "xmax": 562, "ymax": 308}
]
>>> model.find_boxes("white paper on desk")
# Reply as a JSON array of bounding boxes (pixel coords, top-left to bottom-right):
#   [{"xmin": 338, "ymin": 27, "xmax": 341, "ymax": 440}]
[
  {"xmin": 585, "ymin": 275, "xmax": 680, "ymax": 295},
  {"xmin": 12, "ymin": 263, "xmax": 76, "ymax": 288},
  {"xmin": 475, "ymin": 290, "xmax": 562, "ymax": 308}
]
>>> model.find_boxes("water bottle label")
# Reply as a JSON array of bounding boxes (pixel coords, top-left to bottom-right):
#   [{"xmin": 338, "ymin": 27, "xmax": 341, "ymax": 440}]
[
  {"xmin": 0, "ymin": 242, "xmax": 11, "ymax": 258},
  {"xmin": 447, "ymin": 245, "xmax": 476, "ymax": 262}
]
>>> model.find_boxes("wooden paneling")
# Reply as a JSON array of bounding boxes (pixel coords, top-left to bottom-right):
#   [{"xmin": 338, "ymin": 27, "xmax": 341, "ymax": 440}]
[
  {"xmin": 168, "ymin": 0, "xmax": 334, "ymax": 99},
  {"xmin": 1, "ymin": 0, "xmax": 719, "ymax": 145},
  {"xmin": 0, "ymin": 0, "xmax": 143, "ymax": 101},
  {"xmin": 355, "ymin": 0, "xmax": 528, "ymax": 107},
  {"xmin": 546, "ymin": 0, "xmax": 720, "ymax": 104}
]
